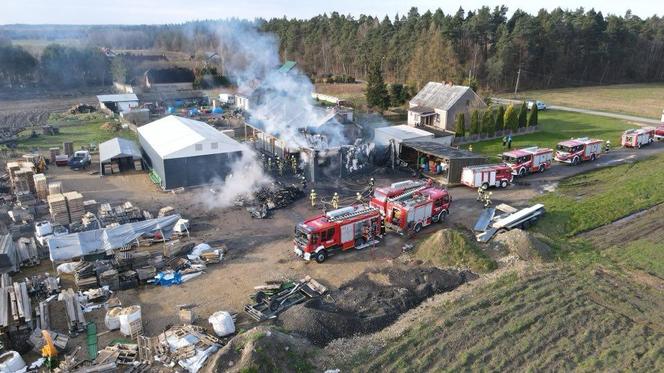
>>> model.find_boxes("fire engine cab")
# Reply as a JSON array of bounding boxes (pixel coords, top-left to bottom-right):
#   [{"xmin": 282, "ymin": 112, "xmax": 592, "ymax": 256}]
[
  {"xmin": 621, "ymin": 128, "xmax": 654, "ymax": 148},
  {"xmin": 383, "ymin": 185, "xmax": 450, "ymax": 234},
  {"xmin": 294, "ymin": 205, "xmax": 382, "ymax": 263},
  {"xmin": 461, "ymin": 164, "xmax": 513, "ymax": 189},
  {"xmin": 554, "ymin": 137, "xmax": 603, "ymax": 165},
  {"xmin": 370, "ymin": 179, "xmax": 432, "ymax": 214},
  {"xmin": 656, "ymin": 124, "xmax": 664, "ymax": 140},
  {"xmin": 501, "ymin": 147, "xmax": 553, "ymax": 176}
]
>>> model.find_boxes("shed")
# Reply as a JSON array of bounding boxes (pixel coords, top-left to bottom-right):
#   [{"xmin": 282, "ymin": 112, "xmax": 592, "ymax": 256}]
[
  {"xmin": 401, "ymin": 138, "xmax": 486, "ymax": 184},
  {"xmin": 138, "ymin": 115, "xmax": 244, "ymax": 189},
  {"xmin": 374, "ymin": 125, "xmax": 435, "ymax": 153},
  {"xmin": 99, "ymin": 137, "xmax": 143, "ymax": 175},
  {"xmin": 144, "ymin": 68, "xmax": 195, "ymax": 90},
  {"xmin": 97, "ymin": 94, "xmax": 139, "ymax": 114}
]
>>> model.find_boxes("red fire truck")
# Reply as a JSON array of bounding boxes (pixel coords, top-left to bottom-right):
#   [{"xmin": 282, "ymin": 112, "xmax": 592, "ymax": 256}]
[
  {"xmin": 501, "ymin": 147, "xmax": 554, "ymax": 176},
  {"xmin": 369, "ymin": 179, "xmax": 432, "ymax": 213},
  {"xmin": 656, "ymin": 124, "xmax": 664, "ymax": 140},
  {"xmin": 383, "ymin": 185, "xmax": 451, "ymax": 234},
  {"xmin": 461, "ymin": 164, "xmax": 513, "ymax": 189},
  {"xmin": 554, "ymin": 137, "xmax": 603, "ymax": 165},
  {"xmin": 621, "ymin": 128, "xmax": 654, "ymax": 148},
  {"xmin": 293, "ymin": 205, "xmax": 383, "ymax": 263}
]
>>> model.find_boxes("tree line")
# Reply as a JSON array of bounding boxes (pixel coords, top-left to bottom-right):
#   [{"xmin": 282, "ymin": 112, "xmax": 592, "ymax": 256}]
[
  {"xmin": 0, "ymin": 40, "xmax": 109, "ymax": 88},
  {"xmin": 3, "ymin": 7, "xmax": 664, "ymax": 92},
  {"xmin": 262, "ymin": 7, "xmax": 664, "ymax": 92}
]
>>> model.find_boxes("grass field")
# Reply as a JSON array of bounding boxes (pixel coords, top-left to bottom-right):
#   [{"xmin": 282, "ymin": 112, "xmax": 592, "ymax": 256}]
[
  {"xmin": 315, "ymin": 83, "xmax": 367, "ymax": 108},
  {"xmin": 13, "ymin": 113, "xmax": 136, "ymax": 153},
  {"xmin": 499, "ymin": 83, "xmax": 664, "ymax": 119},
  {"xmin": 471, "ymin": 110, "xmax": 633, "ymax": 159},
  {"xmin": 345, "ymin": 267, "xmax": 664, "ymax": 372},
  {"xmin": 534, "ymin": 152, "xmax": 664, "ymax": 237}
]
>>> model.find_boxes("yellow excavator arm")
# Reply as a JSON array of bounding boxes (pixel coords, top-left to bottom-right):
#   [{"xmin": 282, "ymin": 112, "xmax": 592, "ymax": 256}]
[{"xmin": 41, "ymin": 330, "xmax": 58, "ymax": 359}]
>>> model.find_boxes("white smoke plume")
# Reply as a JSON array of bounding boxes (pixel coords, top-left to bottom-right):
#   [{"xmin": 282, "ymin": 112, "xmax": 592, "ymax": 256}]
[
  {"xmin": 214, "ymin": 21, "xmax": 347, "ymax": 149},
  {"xmin": 201, "ymin": 145, "xmax": 272, "ymax": 209}
]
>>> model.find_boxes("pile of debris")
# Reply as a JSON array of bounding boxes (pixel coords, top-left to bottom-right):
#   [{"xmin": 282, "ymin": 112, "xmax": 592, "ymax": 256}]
[
  {"xmin": 236, "ymin": 182, "xmax": 305, "ymax": 219},
  {"xmin": 244, "ymin": 276, "xmax": 327, "ymax": 321},
  {"xmin": 68, "ymin": 103, "xmax": 97, "ymax": 114},
  {"xmin": 98, "ymin": 201, "xmax": 151, "ymax": 227},
  {"xmin": 138, "ymin": 325, "xmax": 221, "ymax": 372}
]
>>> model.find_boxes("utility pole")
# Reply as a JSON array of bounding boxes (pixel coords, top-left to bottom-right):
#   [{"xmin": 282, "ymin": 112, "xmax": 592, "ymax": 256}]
[{"xmin": 514, "ymin": 68, "xmax": 521, "ymax": 96}]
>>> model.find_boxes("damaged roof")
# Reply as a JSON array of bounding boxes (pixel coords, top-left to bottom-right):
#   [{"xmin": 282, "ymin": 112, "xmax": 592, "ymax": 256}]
[{"xmin": 410, "ymin": 82, "xmax": 479, "ymax": 111}]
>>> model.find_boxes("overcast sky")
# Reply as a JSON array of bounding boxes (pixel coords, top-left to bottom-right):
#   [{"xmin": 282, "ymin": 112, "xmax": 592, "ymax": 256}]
[{"xmin": 1, "ymin": 0, "xmax": 660, "ymax": 25}]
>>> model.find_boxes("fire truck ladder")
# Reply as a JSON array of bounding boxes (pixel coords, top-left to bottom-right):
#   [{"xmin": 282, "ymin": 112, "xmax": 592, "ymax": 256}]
[
  {"xmin": 327, "ymin": 206, "xmax": 380, "ymax": 222},
  {"xmin": 388, "ymin": 185, "xmax": 428, "ymax": 202}
]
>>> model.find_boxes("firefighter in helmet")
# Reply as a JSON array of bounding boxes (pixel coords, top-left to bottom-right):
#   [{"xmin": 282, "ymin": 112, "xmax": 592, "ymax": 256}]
[
  {"xmin": 356, "ymin": 192, "xmax": 362, "ymax": 202},
  {"xmin": 369, "ymin": 177, "xmax": 375, "ymax": 193},
  {"xmin": 310, "ymin": 189, "xmax": 317, "ymax": 207},
  {"xmin": 483, "ymin": 191, "xmax": 493, "ymax": 208},
  {"xmin": 290, "ymin": 155, "xmax": 298, "ymax": 174},
  {"xmin": 605, "ymin": 140, "xmax": 611, "ymax": 152},
  {"xmin": 267, "ymin": 156, "xmax": 273, "ymax": 172},
  {"xmin": 477, "ymin": 186, "xmax": 485, "ymax": 202},
  {"xmin": 331, "ymin": 192, "xmax": 340, "ymax": 209}
]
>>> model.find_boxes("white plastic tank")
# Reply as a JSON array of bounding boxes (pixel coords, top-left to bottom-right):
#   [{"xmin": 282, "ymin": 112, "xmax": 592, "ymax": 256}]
[
  {"xmin": 0, "ymin": 351, "xmax": 27, "ymax": 372},
  {"xmin": 209, "ymin": 311, "xmax": 235, "ymax": 337}
]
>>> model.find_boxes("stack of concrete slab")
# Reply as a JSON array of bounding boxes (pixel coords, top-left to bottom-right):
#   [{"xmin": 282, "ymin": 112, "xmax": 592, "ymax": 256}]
[
  {"xmin": 64, "ymin": 192, "xmax": 85, "ymax": 223},
  {"xmin": 48, "ymin": 182, "xmax": 62, "ymax": 195},
  {"xmin": 83, "ymin": 200, "xmax": 98, "ymax": 214},
  {"xmin": 47, "ymin": 193, "xmax": 70, "ymax": 225},
  {"xmin": 33, "ymin": 174, "xmax": 48, "ymax": 200}
]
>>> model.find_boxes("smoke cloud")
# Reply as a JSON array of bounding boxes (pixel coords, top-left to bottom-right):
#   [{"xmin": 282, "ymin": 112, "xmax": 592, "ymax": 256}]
[
  {"xmin": 215, "ymin": 21, "xmax": 347, "ymax": 149},
  {"xmin": 199, "ymin": 145, "xmax": 272, "ymax": 209}
]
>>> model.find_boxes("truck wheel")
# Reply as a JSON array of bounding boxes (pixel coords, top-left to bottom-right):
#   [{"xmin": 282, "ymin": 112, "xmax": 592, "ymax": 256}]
[
  {"xmin": 500, "ymin": 180, "xmax": 508, "ymax": 188},
  {"xmin": 519, "ymin": 168, "xmax": 526, "ymax": 177},
  {"xmin": 481, "ymin": 182, "xmax": 489, "ymax": 190},
  {"xmin": 572, "ymin": 156, "xmax": 580, "ymax": 166},
  {"xmin": 637, "ymin": 143, "xmax": 641, "ymax": 149},
  {"xmin": 414, "ymin": 223, "xmax": 422, "ymax": 233},
  {"xmin": 315, "ymin": 250, "xmax": 327, "ymax": 263},
  {"xmin": 538, "ymin": 164, "xmax": 545, "ymax": 173},
  {"xmin": 354, "ymin": 237, "xmax": 366, "ymax": 249},
  {"xmin": 591, "ymin": 154, "xmax": 596, "ymax": 161},
  {"xmin": 433, "ymin": 211, "xmax": 446, "ymax": 223}
]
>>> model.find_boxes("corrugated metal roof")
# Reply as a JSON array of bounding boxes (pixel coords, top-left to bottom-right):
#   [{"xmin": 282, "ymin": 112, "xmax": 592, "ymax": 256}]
[
  {"xmin": 409, "ymin": 83, "xmax": 472, "ymax": 111},
  {"xmin": 99, "ymin": 137, "xmax": 142, "ymax": 163},
  {"xmin": 402, "ymin": 139, "xmax": 486, "ymax": 160},
  {"xmin": 137, "ymin": 115, "xmax": 244, "ymax": 159},
  {"xmin": 374, "ymin": 125, "xmax": 435, "ymax": 142},
  {"xmin": 97, "ymin": 94, "xmax": 139, "ymax": 102},
  {"xmin": 278, "ymin": 60, "xmax": 297, "ymax": 73}
]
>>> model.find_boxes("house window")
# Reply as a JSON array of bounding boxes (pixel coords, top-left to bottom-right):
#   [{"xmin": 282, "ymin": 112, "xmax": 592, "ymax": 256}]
[
  {"xmin": 195, "ymin": 144, "xmax": 203, "ymax": 151},
  {"xmin": 211, "ymin": 142, "xmax": 218, "ymax": 150}
]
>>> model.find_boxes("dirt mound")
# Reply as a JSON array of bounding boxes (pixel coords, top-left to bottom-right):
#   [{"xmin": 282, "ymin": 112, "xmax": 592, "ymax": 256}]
[
  {"xmin": 416, "ymin": 229, "xmax": 497, "ymax": 273},
  {"xmin": 280, "ymin": 264, "xmax": 475, "ymax": 346},
  {"xmin": 203, "ymin": 326, "xmax": 316, "ymax": 373},
  {"xmin": 493, "ymin": 229, "xmax": 552, "ymax": 261},
  {"xmin": 100, "ymin": 121, "xmax": 121, "ymax": 132}
]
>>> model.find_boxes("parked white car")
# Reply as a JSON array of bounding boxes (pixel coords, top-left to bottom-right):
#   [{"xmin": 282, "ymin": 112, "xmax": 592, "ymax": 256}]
[{"xmin": 527, "ymin": 100, "xmax": 547, "ymax": 111}]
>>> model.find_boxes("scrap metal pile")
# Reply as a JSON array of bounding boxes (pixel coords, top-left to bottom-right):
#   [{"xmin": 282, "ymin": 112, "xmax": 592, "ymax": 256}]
[
  {"xmin": 235, "ymin": 181, "xmax": 305, "ymax": 219},
  {"xmin": 137, "ymin": 325, "xmax": 222, "ymax": 372},
  {"xmin": 244, "ymin": 276, "xmax": 327, "ymax": 321}
]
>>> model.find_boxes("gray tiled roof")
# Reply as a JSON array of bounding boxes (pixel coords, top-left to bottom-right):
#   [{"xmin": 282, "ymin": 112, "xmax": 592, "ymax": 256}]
[{"xmin": 410, "ymin": 82, "xmax": 472, "ymax": 111}]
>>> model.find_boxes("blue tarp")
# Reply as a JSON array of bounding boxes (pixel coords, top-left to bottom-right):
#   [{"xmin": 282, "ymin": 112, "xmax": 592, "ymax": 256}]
[
  {"xmin": 154, "ymin": 271, "xmax": 182, "ymax": 286},
  {"xmin": 212, "ymin": 107, "xmax": 223, "ymax": 114}
]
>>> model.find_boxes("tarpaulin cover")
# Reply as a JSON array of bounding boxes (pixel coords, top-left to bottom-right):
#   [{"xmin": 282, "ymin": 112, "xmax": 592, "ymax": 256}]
[{"xmin": 48, "ymin": 214, "xmax": 181, "ymax": 261}]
